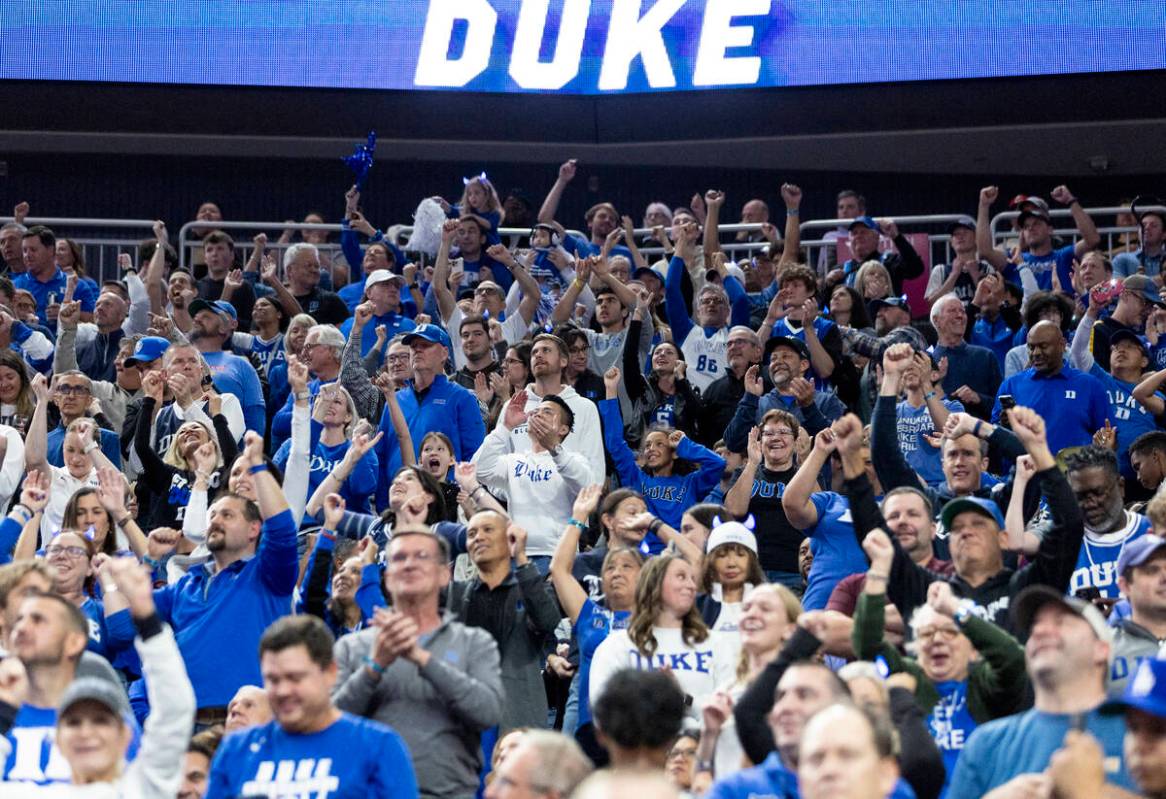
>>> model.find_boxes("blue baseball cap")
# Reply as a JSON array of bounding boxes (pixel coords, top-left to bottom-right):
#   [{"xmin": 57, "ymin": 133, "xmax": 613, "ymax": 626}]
[
  {"xmin": 1102, "ymin": 658, "xmax": 1166, "ymax": 718},
  {"xmin": 403, "ymin": 323, "xmax": 451, "ymax": 349},
  {"xmin": 1117, "ymin": 534, "xmax": 1166, "ymax": 576},
  {"xmin": 939, "ymin": 496, "xmax": 1005, "ymax": 532},
  {"xmin": 188, "ymin": 298, "xmax": 238, "ymax": 321},
  {"xmin": 123, "ymin": 336, "xmax": 170, "ymax": 368},
  {"xmin": 948, "ymin": 216, "xmax": 977, "ymax": 233},
  {"xmin": 869, "ymin": 295, "xmax": 911, "ymax": 315},
  {"xmin": 849, "ymin": 216, "xmax": 882, "ymax": 234},
  {"xmin": 1110, "ymin": 329, "xmax": 1151, "ymax": 357}
]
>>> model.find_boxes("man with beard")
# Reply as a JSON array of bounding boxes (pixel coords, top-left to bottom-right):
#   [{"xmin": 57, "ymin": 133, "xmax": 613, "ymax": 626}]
[
  {"xmin": 107, "ymin": 432, "xmax": 297, "ymax": 728},
  {"xmin": 993, "ymin": 320, "xmax": 1111, "ymax": 454},
  {"xmin": 723, "ymin": 336, "xmax": 845, "ymax": 454},
  {"xmin": 758, "ymin": 264, "xmax": 843, "ymax": 385},
  {"xmin": 844, "ymin": 402, "xmax": 1085, "ymax": 631},
  {"xmin": 187, "ymin": 299, "xmax": 264, "ymax": 435},
  {"xmin": 948, "ymin": 585, "xmax": 1134, "ymax": 798},
  {"xmin": 870, "ymin": 295, "xmax": 912, "ymax": 338},
  {"xmin": 485, "ymin": 333, "xmax": 604, "ymax": 484},
  {"xmin": 537, "ymin": 159, "xmax": 633, "ymax": 261},
  {"xmin": 665, "ymin": 222, "xmax": 751, "ymax": 392},
  {"xmin": 1057, "ymin": 446, "xmax": 1152, "ymax": 601}
]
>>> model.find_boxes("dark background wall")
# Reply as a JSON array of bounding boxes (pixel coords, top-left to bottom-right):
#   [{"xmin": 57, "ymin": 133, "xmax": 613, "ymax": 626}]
[{"xmin": 2, "ymin": 70, "xmax": 1165, "ymax": 229}]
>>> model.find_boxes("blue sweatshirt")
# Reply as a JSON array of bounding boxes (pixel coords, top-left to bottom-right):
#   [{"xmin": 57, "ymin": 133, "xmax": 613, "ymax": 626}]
[
  {"xmin": 203, "ymin": 350, "xmax": 266, "ymax": 435},
  {"xmin": 46, "ymin": 425, "xmax": 122, "ymax": 469},
  {"xmin": 374, "ymin": 375, "xmax": 485, "ymax": 510},
  {"xmin": 600, "ymin": 399, "xmax": 725, "ymax": 538},
  {"xmin": 108, "ymin": 509, "xmax": 298, "ymax": 709},
  {"xmin": 338, "ymin": 311, "xmax": 417, "ymax": 356},
  {"xmin": 271, "ymin": 376, "xmax": 334, "ymax": 451}
]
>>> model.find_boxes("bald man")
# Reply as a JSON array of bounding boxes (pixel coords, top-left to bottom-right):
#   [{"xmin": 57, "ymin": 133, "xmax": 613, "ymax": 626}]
[{"xmin": 991, "ymin": 320, "xmax": 1110, "ymax": 454}]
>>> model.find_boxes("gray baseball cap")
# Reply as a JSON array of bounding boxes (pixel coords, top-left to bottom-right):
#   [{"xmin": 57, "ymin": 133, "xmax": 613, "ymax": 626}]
[{"xmin": 58, "ymin": 676, "xmax": 132, "ymax": 721}]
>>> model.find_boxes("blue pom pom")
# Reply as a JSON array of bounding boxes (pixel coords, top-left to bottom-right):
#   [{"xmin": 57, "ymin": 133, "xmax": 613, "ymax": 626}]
[{"xmin": 343, "ymin": 131, "xmax": 377, "ymax": 190}]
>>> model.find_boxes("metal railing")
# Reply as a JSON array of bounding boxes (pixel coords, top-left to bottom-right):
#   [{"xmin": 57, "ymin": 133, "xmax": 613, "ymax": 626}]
[
  {"xmin": 0, "ymin": 216, "xmax": 159, "ymax": 285},
  {"xmin": 176, "ymin": 220, "xmax": 347, "ymax": 274},
  {"xmin": 988, "ymin": 206, "xmax": 1165, "ymax": 255}
]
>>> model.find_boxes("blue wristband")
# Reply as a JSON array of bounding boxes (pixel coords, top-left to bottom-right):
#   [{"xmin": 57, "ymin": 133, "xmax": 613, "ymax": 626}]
[
  {"xmin": 248, "ymin": 464, "xmax": 268, "ymax": 475},
  {"xmin": 567, "ymin": 518, "xmax": 588, "ymax": 532},
  {"xmin": 363, "ymin": 656, "xmax": 386, "ymax": 674}
]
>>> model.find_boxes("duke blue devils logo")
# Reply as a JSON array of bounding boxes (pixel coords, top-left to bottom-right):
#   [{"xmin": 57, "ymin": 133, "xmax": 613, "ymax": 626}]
[{"xmin": 241, "ymin": 759, "xmax": 339, "ymax": 798}]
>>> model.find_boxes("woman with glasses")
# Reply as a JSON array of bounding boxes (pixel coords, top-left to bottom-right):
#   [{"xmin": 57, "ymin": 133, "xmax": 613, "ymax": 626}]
[
  {"xmin": 723, "ymin": 410, "xmax": 804, "ymax": 590},
  {"xmin": 853, "ymin": 529, "xmax": 1027, "ymax": 795}
]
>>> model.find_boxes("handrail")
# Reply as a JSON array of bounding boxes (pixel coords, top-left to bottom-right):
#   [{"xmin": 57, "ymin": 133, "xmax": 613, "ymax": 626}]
[
  {"xmin": 988, "ymin": 205, "xmax": 1166, "ymax": 244},
  {"xmin": 177, "ymin": 220, "xmax": 347, "ymax": 270},
  {"xmin": 0, "ymin": 216, "xmax": 159, "ymax": 229}
]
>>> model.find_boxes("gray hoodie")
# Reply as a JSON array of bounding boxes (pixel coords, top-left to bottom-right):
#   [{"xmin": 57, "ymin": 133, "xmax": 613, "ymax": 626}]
[{"xmin": 332, "ymin": 614, "xmax": 503, "ymax": 799}]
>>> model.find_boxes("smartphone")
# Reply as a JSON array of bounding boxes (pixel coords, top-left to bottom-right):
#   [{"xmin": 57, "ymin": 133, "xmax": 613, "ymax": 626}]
[
  {"xmin": 1090, "ymin": 278, "xmax": 1124, "ymax": 306},
  {"xmin": 998, "ymin": 395, "xmax": 1016, "ymax": 430}
]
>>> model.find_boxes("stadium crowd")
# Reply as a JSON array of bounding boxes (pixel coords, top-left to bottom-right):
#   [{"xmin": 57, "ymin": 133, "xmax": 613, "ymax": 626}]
[{"xmin": 2, "ymin": 163, "xmax": 1166, "ymax": 799}]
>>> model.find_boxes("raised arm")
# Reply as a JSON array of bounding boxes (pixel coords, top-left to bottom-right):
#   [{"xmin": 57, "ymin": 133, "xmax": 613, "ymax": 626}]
[
  {"xmin": 432, "ymin": 220, "xmax": 459, "ymax": 323},
  {"xmin": 702, "ymin": 190, "xmax": 725, "ymax": 259},
  {"xmin": 488, "ymin": 244, "xmax": 542, "ymax": 325},
  {"xmin": 146, "ymin": 221, "xmax": 170, "ymax": 315},
  {"xmin": 259, "ymin": 253, "xmax": 304, "ymax": 319},
  {"xmin": 7, "ymin": 471, "xmax": 49, "ymax": 562},
  {"xmin": 538, "ymin": 159, "xmax": 576, "ymax": 224},
  {"xmin": 95, "ymin": 465, "xmax": 149, "ymax": 558},
  {"xmin": 342, "ymin": 305, "xmax": 384, "ymax": 423},
  {"xmin": 975, "ymin": 186, "xmax": 1010, "ymax": 270},
  {"xmin": 306, "ymin": 429, "xmax": 383, "ymax": 518},
  {"xmin": 1050, "ymin": 185, "xmax": 1101, "ymax": 258},
  {"xmin": 870, "ymin": 345, "xmax": 926, "ymax": 491},
  {"xmin": 24, "ymin": 374, "xmax": 51, "ymax": 475},
  {"xmin": 1003, "ymin": 455, "xmax": 1042, "ymax": 556},
  {"xmin": 550, "ymin": 484, "xmax": 599, "ymax": 622},
  {"xmin": 724, "ymin": 427, "xmax": 761, "ymax": 518},
  {"xmin": 592, "ymin": 249, "xmax": 639, "ymax": 310},
  {"xmin": 1133, "ymin": 367, "xmax": 1166, "ymax": 418},
  {"xmin": 777, "ymin": 183, "xmax": 803, "ymax": 266},
  {"xmin": 550, "ymin": 256, "xmax": 592, "ymax": 324},
  {"xmin": 782, "ymin": 429, "xmax": 835, "ymax": 530}
]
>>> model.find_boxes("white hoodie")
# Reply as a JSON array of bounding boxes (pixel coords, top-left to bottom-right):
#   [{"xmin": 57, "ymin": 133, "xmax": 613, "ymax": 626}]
[
  {"xmin": 474, "ymin": 426, "xmax": 590, "ymax": 556},
  {"xmin": 490, "ymin": 383, "xmax": 605, "ymax": 485}
]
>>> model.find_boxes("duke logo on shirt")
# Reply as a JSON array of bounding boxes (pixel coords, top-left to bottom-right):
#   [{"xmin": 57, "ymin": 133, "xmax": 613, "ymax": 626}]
[
  {"xmin": 241, "ymin": 758, "xmax": 339, "ymax": 798},
  {"xmin": 1066, "ymin": 390, "xmax": 1077, "ymax": 399}
]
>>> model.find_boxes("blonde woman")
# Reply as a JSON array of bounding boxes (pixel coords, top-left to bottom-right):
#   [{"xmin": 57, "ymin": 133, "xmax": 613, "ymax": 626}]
[{"xmin": 134, "ymin": 370, "xmax": 235, "ymax": 530}]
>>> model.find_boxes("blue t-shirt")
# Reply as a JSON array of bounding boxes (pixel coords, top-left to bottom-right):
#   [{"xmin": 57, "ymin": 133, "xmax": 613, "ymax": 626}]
[
  {"xmin": 947, "ymin": 708, "xmax": 1133, "ymax": 799},
  {"xmin": 1069, "ymin": 511, "xmax": 1152, "ymax": 599},
  {"xmin": 802, "ymin": 492, "xmax": 869, "ymax": 611},
  {"xmin": 46, "ymin": 425, "xmax": 122, "ymax": 470},
  {"xmin": 575, "ymin": 599, "xmax": 630, "ymax": 731},
  {"xmin": 202, "ymin": 349, "xmax": 265, "ymax": 436},
  {"xmin": 929, "ymin": 680, "xmax": 977, "ymax": 797},
  {"xmin": 1089, "ymin": 364, "xmax": 1164, "ymax": 478},
  {"xmin": 234, "ymin": 332, "xmax": 284, "ymax": 377},
  {"xmin": 897, "ymin": 399, "xmax": 964, "ymax": 486},
  {"xmin": 1114, "ymin": 248, "xmax": 1166, "ymax": 279},
  {"xmin": 992, "ymin": 366, "xmax": 1111, "ymax": 455},
  {"xmin": 274, "ymin": 435, "xmax": 378, "ymax": 516},
  {"xmin": 205, "ymin": 714, "xmax": 417, "ymax": 799},
  {"xmin": 4, "ymin": 704, "xmax": 141, "ymax": 784},
  {"xmin": 13, "ymin": 267, "xmax": 99, "ymax": 327},
  {"xmin": 971, "ymin": 315, "xmax": 1014, "ymax": 370},
  {"xmin": 1021, "ymin": 244, "xmax": 1077, "ymax": 296}
]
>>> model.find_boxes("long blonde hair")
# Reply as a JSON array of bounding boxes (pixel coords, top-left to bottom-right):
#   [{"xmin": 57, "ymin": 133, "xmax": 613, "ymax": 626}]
[
  {"xmin": 733, "ymin": 583, "xmax": 803, "ymax": 682},
  {"xmin": 628, "ymin": 552, "xmax": 708, "ymax": 657},
  {"xmin": 163, "ymin": 420, "xmax": 220, "ymax": 471}
]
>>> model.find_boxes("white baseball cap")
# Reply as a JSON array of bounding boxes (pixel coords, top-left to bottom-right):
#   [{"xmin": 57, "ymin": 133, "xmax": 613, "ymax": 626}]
[{"xmin": 705, "ymin": 518, "xmax": 758, "ymax": 555}]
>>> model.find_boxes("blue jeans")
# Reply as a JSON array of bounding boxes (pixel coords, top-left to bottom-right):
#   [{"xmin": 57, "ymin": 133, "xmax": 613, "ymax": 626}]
[
  {"xmin": 561, "ymin": 671, "xmax": 581, "ymax": 735},
  {"xmin": 527, "ymin": 555, "xmax": 552, "ymax": 576}
]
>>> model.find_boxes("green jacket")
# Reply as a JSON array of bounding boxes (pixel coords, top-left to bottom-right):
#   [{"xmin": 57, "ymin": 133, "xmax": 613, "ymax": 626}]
[{"xmin": 852, "ymin": 591, "xmax": 1029, "ymax": 722}]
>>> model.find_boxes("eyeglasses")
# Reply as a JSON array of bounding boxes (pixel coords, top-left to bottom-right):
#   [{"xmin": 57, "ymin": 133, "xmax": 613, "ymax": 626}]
[
  {"xmin": 45, "ymin": 545, "xmax": 88, "ymax": 560},
  {"xmin": 916, "ymin": 626, "xmax": 961, "ymax": 641},
  {"xmin": 568, "ymin": 346, "xmax": 589, "ymax": 355},
  {"xmin": 503, "ymin": 357, "xmax": 525, "ymax": 366},
  {"xmin": 388, "ymin": 550, "xmax": 438, "ymax": 566},
  {"xmin": 55, "ymin": 385, "xmax": 90, "ymax": 396},
  {"xmin": 667, "ymin": 747, "xmax": 697, "ymax": 760},
  {"xmin": 386, "ymin": 353, "xmax": 411, "ymax": 363},
  {"xmin": 761, "ymin": 429, "xmax": 795, "ymax": 439}
]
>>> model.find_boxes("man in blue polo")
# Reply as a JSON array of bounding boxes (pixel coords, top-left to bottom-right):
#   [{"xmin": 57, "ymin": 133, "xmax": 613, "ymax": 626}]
[
  {"xmin": 16, "ymin": 226, "xmax": 97, "ymax": 329},
  {"xmin": 374, "ymin": 324, "xmax": 485, "ymax": 509},
  {"xmin": 337, "ymin": 269, "xmax": 415, "ymax": 356},
  {"xmin": 992, "ymin": 320, "xmax": 1110, "ymax": 454}
]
